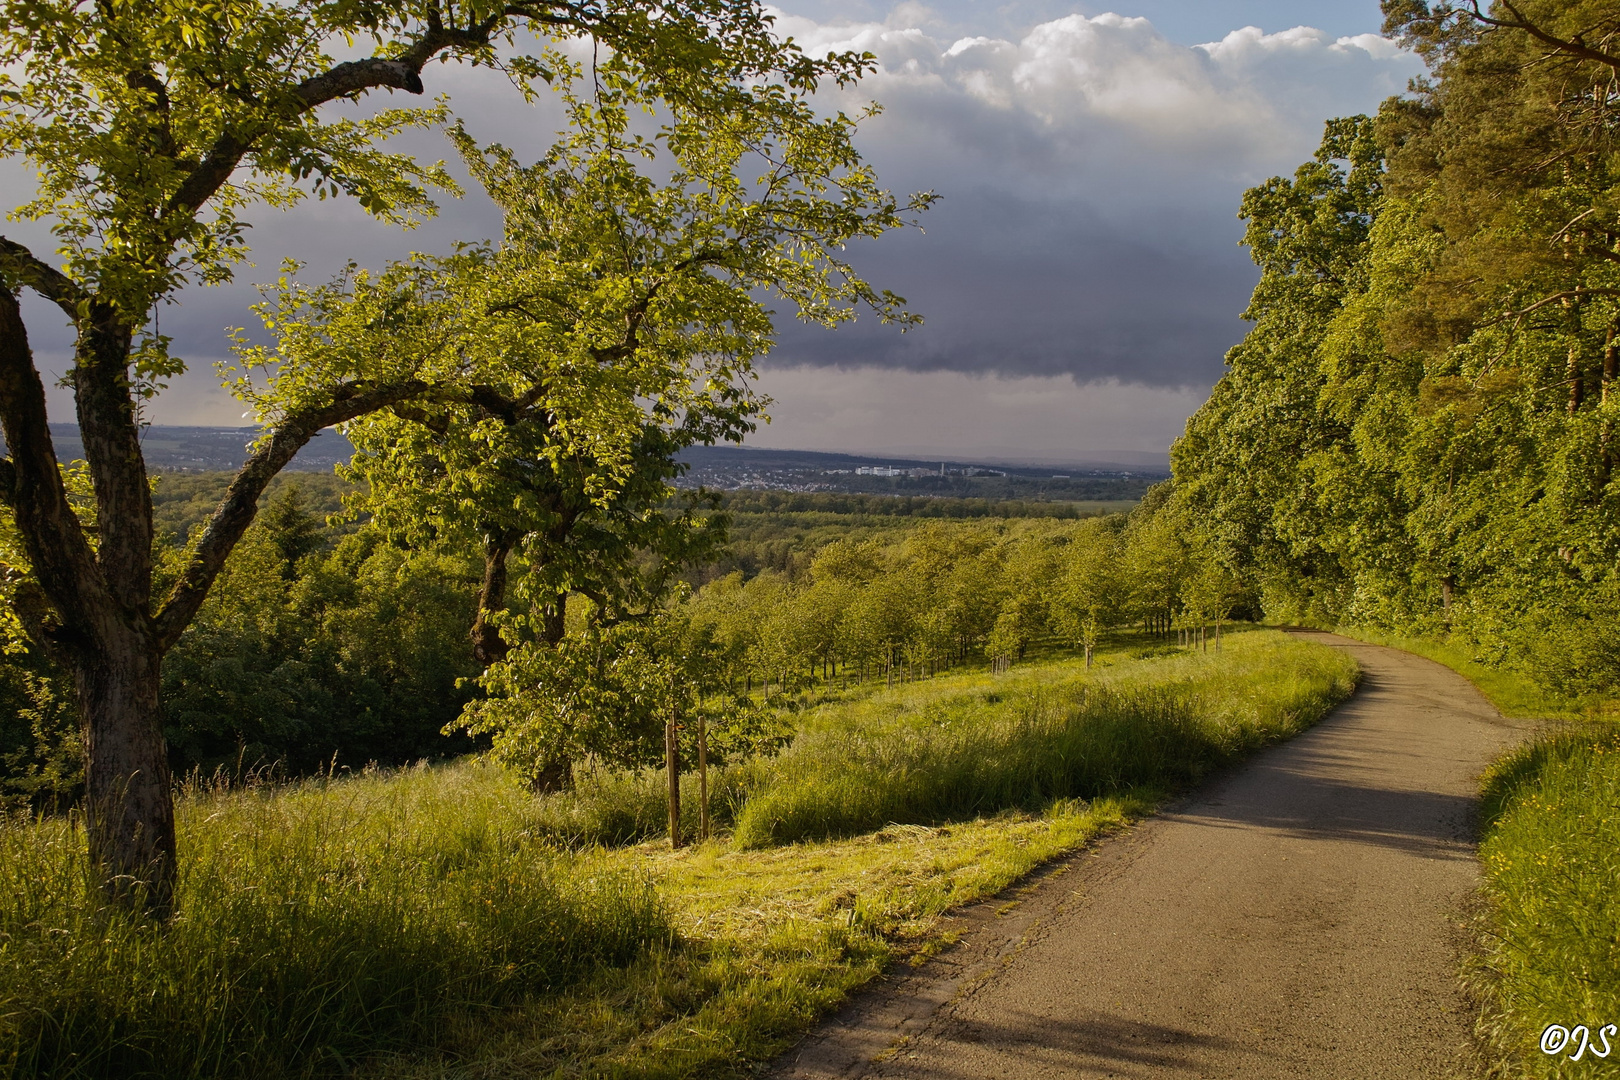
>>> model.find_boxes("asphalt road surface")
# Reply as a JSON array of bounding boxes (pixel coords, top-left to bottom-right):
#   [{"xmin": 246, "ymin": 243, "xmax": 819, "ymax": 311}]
[{"xmin": 774, "ymin": 631, "xmax": 1528, "ymax": 1080}]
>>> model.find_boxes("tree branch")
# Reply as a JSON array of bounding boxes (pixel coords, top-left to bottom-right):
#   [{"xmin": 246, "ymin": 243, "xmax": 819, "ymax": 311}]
[
  {"xmin": 0, "ymin": 237, "xmax": 87, "ymax": 319},
  {"xmin": 163, "ymin": 2, "xmax": 596, "ymax": 225},
  {"xmin": 1505, "ymin": 288, "xmax": 1620, "ymax": 318},
  {"xmin": 153, "ymin": 379, "xmax": 428, "ymax": 650},
  {"xmin": 1464, "ymin": 0, "xmax": 1620, "ymax": 70},
  {"xmin": 0, "ymin": 285, "xmax": 106, "ymax": 650}
]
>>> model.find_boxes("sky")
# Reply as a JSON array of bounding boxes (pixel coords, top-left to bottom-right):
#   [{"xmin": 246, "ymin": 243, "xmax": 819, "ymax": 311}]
[{"xmin": 5, "ymin": 0, "xmax": 1422, "ymax": 465}]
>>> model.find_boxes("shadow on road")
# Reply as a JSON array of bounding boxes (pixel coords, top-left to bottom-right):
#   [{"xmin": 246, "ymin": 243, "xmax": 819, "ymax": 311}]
[{"xmin": 880, "ymin": 1008, "xmax": 1238, "ymax": 1078}]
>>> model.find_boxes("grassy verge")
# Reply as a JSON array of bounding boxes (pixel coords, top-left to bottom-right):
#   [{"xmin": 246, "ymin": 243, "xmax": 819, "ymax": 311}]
[
  {"xmin": 1465, "ymin": 727, "xmax": 1620, "ymax": 1077},
  {"xmin": 731, "ymin": 630, "xmax": 1357, "ymax": 847},
  {"xmin": 0, "ymin": 630, "xmax": 1356, "ymax": 1080},
  {"xmin": 1327, "ymin": 625, "xmax": 1590, "ymax": 720},
  {"xmin": 366, "ymin": 793, "xmax": 1154, "ymax": 1080}
]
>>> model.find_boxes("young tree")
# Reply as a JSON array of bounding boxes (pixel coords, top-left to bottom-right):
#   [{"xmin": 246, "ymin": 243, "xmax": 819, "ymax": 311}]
[
  {"xmin": 1051, "ymin": 522, "xmax": 1124, "ymax": 667},
  {"xmin": 455, "ymin": 606, "xmax": 757, "ymax": 846},
  {"xmin": 0, "ymin": 0, "xmax": 903, "ymax": 913}
]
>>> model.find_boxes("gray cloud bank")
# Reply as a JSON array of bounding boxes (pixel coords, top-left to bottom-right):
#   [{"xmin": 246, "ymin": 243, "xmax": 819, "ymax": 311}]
[{"xmin": 766, "ymin": 11, "xmax": 1422, "ymax": 386}]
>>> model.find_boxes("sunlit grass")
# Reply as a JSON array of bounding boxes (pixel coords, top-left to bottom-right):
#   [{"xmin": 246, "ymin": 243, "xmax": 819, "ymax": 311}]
[
  {"xmin": 731, "ymin": 630, "xmax": 1357, "ymax": 847},
  {"xmin": 1468, "ymin": 727, "xmax": 1620, "ymax": 1078},
  {"xmin": 0, "ymin": 630, "xmax": 1358, "ymax": 1079},
  {"xmin": 0, "ymin": 766, "xmax": 668, "ymax": 1080},
  {"xmin": 1330, "ymin": 625, "xmax": 1593, "ymax": 720}
]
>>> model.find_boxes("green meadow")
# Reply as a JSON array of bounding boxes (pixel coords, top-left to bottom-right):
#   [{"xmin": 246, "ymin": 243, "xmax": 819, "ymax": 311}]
[{"xmin": 0, "ymin": 630, "xmax": 1355, "ymax": 1080}]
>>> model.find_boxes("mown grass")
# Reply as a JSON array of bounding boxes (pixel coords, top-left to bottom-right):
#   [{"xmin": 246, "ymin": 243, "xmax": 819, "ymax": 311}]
[
  {"xmin": 0, "ymin": 630, "xmax": 1357, "ymax": 1080},
  {"xmin": 1467, "ymin": 726, "xmax": 1620, "ymax": 1077},
  {"xmin": 365, "ymin": 792, "xmax": 1157, "ymax": 1080}
]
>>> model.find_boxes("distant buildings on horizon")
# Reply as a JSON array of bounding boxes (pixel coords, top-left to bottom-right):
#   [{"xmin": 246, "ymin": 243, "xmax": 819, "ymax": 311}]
[{"xmin": 847, "ymin": 464, "xmax": 1006, "ymax": 479}]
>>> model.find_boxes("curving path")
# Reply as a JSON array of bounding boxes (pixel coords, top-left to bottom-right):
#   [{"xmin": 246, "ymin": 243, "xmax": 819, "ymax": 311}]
[{"xmin": 773, "ymin": 632, "xmax": 1529, "ymax": 1079}]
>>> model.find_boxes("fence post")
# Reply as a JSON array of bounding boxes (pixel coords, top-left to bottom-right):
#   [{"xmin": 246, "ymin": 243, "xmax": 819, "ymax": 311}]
[{"xmin": 698, "ymin": 714, "xmax": 710, "ymax": 842}]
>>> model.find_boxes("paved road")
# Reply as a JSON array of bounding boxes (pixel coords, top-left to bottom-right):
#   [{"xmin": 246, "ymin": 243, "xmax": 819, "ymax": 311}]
[{"xmin": 775, "ymin": 632, "xmax": 1528, "ymax": 1079}]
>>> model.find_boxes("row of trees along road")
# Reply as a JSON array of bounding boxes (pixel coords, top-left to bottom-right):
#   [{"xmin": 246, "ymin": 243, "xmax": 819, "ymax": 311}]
[
  {"xmin": 0, "ymin": 0, "xmax": 930, "ymax": 914},
  {"xmin": 1169, "ymin": 0, "xmax": 1620, "ymax": 698}
]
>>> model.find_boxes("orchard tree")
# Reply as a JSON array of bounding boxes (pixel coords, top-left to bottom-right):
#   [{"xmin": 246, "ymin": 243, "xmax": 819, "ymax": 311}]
[
  {"xmin": 1052, "ymin": 521, "xmax": 1123, "ymax": 667},
  {"xmin": 318, "ymin": 80, "xmax": 926, "ymax": 689},
  {"xmin": 0, "ymin": 0, "xmax": 911, "ymax": 914}
]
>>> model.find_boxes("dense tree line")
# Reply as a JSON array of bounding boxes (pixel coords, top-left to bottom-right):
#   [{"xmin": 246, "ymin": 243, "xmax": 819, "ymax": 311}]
[
  {"xmin": 1, "ymin": 485, "xmax": 481, "ymax": 808},
  {"xmin": 1167, "ymin": 0, "xmax": 1620, "ymax": 696}
]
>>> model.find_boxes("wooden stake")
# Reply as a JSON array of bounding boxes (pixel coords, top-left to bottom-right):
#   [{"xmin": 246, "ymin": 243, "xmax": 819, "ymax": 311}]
[
  {"xmin": 698, "ymin": 713, "xmax": 710, "ymax": 842},
  {"xmin": 666, "ymin": 714, "xmax": 682, "ymax": 849}
]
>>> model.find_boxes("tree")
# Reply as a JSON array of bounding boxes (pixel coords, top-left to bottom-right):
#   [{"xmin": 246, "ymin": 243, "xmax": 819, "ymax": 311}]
[
  {"xmin": 284, "ymin": 66, "xmax": 927, "ymax": 787},
  {"xmin": 1051, "ymin": 521, "xmax": 1123, "ymax": 667},
  {"xmin": 1159, "ymin": 2, "xmax": 1620, "ymax": 694},
  {"xmin": 1168, "ymin": 116, "xmax": 1387, "ymax": 622},
  {"xmin": 0, "ymin": 0, "xmax": 903, "ymax": 913},
  {"xmin": 1122, "ymin": 485, "xmax": 1193, "ymax": 637},
  {"xmin": 454, "ymin": 606, "xmax": 758, "ymax": 845}
]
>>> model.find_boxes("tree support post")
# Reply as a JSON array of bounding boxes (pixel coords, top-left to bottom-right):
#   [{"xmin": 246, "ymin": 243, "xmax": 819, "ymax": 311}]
[
  {"xmin": 666, "ymin": 714, "xmax": 683, "ymax": 849},
  {"xmin": 698, "ymin": 714, "xmax": 710, "ymax": 842}
]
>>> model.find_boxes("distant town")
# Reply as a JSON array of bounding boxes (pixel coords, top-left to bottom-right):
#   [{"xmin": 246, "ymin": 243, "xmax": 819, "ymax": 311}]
[
  {"xmin": 673, "ymin": 446, "xmax": 1164, "ymax": 502},
  {"xmin": 25, "ymin": 426, "xmax": 1166, "ymax": 503}
]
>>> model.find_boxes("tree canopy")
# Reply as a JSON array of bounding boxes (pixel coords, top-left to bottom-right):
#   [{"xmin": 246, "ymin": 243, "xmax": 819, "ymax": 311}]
[{"xmin": 1163, "ymin": 0, "xmax": 1620, "ymax": 696}]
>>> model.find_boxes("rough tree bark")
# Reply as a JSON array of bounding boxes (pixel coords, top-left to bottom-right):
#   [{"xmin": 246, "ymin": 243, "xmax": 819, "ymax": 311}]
[
  {"xmin": 471, "ymin": 530, "xmax": 520, "ymax": 666},
  {"xmin": 0, "ymin": 275, "xmax": 428, "ymax": 915}
]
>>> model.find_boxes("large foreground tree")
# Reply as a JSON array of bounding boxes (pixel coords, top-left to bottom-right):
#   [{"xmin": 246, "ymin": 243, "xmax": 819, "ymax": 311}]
[{"xmin": 0, "ymin": 0, "xmax": 911, "ymax": 914}]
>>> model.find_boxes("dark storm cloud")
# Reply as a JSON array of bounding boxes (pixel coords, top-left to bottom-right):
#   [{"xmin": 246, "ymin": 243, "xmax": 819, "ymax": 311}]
[
  {"xmin": 769, "ymin": 186, "xmax": 1256, "ymax": 386},
  {"xmin": 753, "ymin": 10, "xmax": 1422, "ymax": 388}
]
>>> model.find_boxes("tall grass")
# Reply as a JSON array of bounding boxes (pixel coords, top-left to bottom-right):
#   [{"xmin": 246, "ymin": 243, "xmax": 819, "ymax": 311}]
[
  {"xmin": 512, "ymin": 632, "xmax": 1359, "ymax": 852},
  {"xmin": 521, "ymin": 759, "xmax": 752, "ymax": 849},
  {"xmin": 0, "ymin": 631, "xmax": 1359, "ymax": 1080},
  {"xmin": 0, "ymin": 764, "xmax": 668, "ymax": 1080},
  {"xmin": 1472, "ymin": 727, "xmax": 1620, "ymax": 1077},
  {"xmin": 732, "ymin": 632, "xmax": 1358, "ymax": 847}
]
